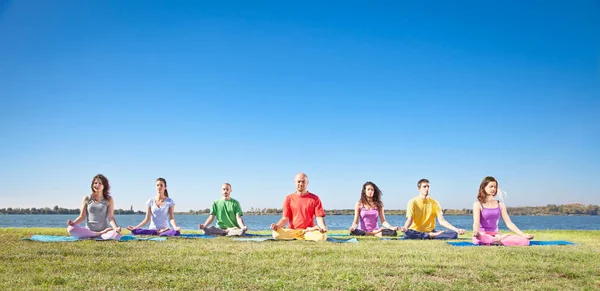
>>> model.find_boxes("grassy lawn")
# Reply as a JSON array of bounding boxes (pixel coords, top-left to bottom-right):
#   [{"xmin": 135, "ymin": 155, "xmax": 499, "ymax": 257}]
[{"xmin": 1, "ymin": 228, "xmax": 599, "ymax": 290}]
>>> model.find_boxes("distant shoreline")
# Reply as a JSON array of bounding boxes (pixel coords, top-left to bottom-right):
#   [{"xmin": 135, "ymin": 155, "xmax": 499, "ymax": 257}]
[
  {"xmin": 1, "ymin": 213, "xmax": 598, "ymax": 216},
  {"xmin": 2, "ymin": 203, "xmax": 598, "ymax": 216}
]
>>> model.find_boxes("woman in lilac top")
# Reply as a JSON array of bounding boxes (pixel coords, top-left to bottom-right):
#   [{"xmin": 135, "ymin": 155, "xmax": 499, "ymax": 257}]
[
  {"xmin": 127, "ymin": 178, "xmax": 181, "ymax": 236},
  {"xmin": 349, "ymin": 181, "xmax": 399, "ymax": 236},
  {"xmin": 472, "ymin": 176, "xmax": 533, "ymax": 246}
]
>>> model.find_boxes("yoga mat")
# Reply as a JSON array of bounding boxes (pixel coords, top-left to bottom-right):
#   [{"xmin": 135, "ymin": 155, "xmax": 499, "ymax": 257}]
[
  {"xmin": 242, "ymin": 233, "xmax": 348, "ymax": 237},
  {"xmin": 326, "ymin": 237, "xmax": 358, "ymax": 243},
  {"xmin": 447, "ymin": 240, "xmax": 575, "ymax": 247},
  {"xmin": 232, "ymin": 237, "xmax": 274, "ymax": 242},
  {"xmin": 23, "ymin": 235, "xmax": 79, "ymax": 242},
  {"xmin": 381, "ymin": 237, "xmax": 469, "ymax": 241},
  {"xmin": 22, "ymin": 235, "xmax": 166, "ymax": 242},
  {"xmin": 231, "ymin": 237, "xmax": 359, "ymax": 243},
  {"xmin": 530, "ymin": 240, "xmax": 575, "ymax": 246},
  {"xmin": 178, "ymin": 234, "xmax": 216, "ymax": 239},
  {"xmin": 243, "ymin": 233, "xmax": 273, "ymax": 237}
]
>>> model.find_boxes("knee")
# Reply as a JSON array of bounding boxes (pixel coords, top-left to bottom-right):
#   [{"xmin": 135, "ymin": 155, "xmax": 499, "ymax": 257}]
[
  {"xmin": 447, "ymin": 231, "xmax": 458, "ymax": 239},
  {"xmin": 502, "ymin": 236, "xmax": 530, "ymax": 246},
  {"xmin": 102, "ymin": 231, "xmax": 122, "ymax": 240},
  {"xmin": 272, "ymin": 230, "xmax": 281, "ymax": 239},
  {"xmin": 307, "ymin": 231, "xmax": 327, "ymax": 241},
  {"xmin": 474, "ymin": 234, "xmax": 494, "ymax": 245}
]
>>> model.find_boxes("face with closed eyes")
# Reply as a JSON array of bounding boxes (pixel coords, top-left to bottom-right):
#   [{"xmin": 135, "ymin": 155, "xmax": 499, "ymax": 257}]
[
  {"xmin": 156, "ymin": 180, "xmax": 166, "ymax": 196},
  {"xmin": 222, "ymin": 184, "xmax": 232, "ymax": 200},
  {"xmin": 484, "ymin": 181, "xmax": 497, "ymax": 196},
  {"xmin": 294, "ymin": 173, "xmax": 308, "ymax": 194},
  {"xmin": 419, "ymin": 182, "xmax": 430, "ymax": 197},
  {"xmin": 365, "ymin": 184, "xmax": 374, "ymax": 198}
]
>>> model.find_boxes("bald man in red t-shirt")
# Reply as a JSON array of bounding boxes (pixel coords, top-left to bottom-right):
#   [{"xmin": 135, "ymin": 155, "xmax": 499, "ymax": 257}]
[{"xmin": 270, "ymin": 173, "xmax": 328, "ymax": 241}]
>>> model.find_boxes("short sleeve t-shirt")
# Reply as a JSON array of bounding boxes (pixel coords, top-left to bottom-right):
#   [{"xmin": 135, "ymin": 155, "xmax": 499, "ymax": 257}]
[
  {"xmin": 406, "ymin": 196, "xmax": 441, "ymax": 232},
  {"xmin": 282, "ymin": 192, "xmax": 326, "ymax": 229},
  {"xmin": 146, "ymin": 197, "xmax": 175, "ymax": 230},
  {"xmin": 210, "ymin": 198, "xmax": 243, "ymax": 229}
]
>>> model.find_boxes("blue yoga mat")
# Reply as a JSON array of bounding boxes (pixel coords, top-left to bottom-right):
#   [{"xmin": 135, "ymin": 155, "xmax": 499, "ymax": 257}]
[
  {"xmin": 447, "ymin": 240, "xmax": 575, "ymax": 247},
  {"xmin": 23, "ymin": 235, "xmax": 166, "ymax": 242},
  {"xmin": 232, "ymin": 237, "xmax": 274, "ymax": 242},
  {"xmin": 231, "ymin": 237, "xmax": 358, "ymax": 243},
  {"xmin": 326, "ymin": 237, "xmax": 358, "ymax": 243},
  {"xmin": 178, "ymin": 234, "xmax": 216, "ymax": 239}
]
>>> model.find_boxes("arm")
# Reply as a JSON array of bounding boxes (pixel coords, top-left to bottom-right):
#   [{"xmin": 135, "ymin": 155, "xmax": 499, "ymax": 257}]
[
  {"xmin": 437, "ymin": 212, "xmax": 466, "ymax": 234},
  {"xmin": 270, "ymin": 216, "xmax": 288, "ymax": 230},
  {"xmin": 236, "ymin": 214, "xmax": 248, "ymax": 231},
  {"xmin": 472, "ymin": 202, "xmax": 482, "ymax": 237},
  {"xmin": 500, "ymin": 202, "xmax": 533, "ymax": 239},
  {"xmin": 349, "ymin": 202, "xmax": 360, "ymax": 231},
  {"xmin": 127, "ymin": 206, "xmax": 151, "ymax": 230},
  {"xmin": 67, "ymin": 196, "xmax": 89, "ymax": 226},
  {"xmin": 106, "ymin": 198, "xmax": 121, "ymax": 232},
  {"xmin": 168, "ymin": 205, "xmax": 180, "ymax": 231},
  {"xmin": 400, "ymin": 217, "xmax": 413, "ymax": 232},
  {"xmin": 316, "ymin": 216, "xmax": 328, "ymax": 232},
  {"xmin": 379, "ymin": 207, "xmax": 398, "ymax": 230},
  {"xmin": 400, "ymin": 201, "xmax": 414, "ymax": 232},
  {"xmin": 198, "ymin": 215, "xmax": 215, "ymax": 229}
]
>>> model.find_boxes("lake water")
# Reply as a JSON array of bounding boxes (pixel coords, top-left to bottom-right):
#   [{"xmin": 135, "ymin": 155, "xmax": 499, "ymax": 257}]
[{"xmin": 1, "ymin": 214, "xmax": 599, "ymax": 231}]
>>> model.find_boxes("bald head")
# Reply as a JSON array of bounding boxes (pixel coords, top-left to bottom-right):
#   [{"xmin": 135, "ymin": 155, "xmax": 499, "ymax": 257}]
[{"xmin": 294, "ymin": 172, "xmax": 309, "ymax": 195}]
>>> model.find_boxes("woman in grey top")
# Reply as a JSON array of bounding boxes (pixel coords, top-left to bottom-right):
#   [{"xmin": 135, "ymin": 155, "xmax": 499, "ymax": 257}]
[{"xmin": 66, "ymin": 174, "xmax": 122, "ymax": 240}]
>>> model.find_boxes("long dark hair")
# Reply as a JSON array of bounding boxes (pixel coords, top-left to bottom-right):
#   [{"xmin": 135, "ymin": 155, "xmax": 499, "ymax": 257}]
[
  {"xmin": 90, "ymin": 174, "xmax": 111, "ymax": 200},
  {"xmin": 478, "ymin": 176, "xmax": 498, "ymax": 202},
  {"xmin": 157, "ymin": 177, "xmax": 169, "ymax": 197},
  {"xmin": 360, "ymin": 181, "xmax": 383, "ymax": 209}
]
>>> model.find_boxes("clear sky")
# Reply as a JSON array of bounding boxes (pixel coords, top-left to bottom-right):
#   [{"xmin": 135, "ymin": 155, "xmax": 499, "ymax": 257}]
[{"xmin": 1, "ymin": 1, "xmax": 598, "ymax": 212}]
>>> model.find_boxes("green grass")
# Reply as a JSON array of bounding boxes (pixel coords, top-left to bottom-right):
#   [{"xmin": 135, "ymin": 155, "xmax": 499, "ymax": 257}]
[{"xmin": 1, "ymin": 228, "xmax": 599, "ymax": 290}]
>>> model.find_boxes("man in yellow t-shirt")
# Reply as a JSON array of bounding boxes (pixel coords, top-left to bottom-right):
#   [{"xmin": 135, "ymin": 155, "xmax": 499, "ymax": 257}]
[{"xmin": 400, "ymin": 179, "xmax": 466, "ymax": 239}]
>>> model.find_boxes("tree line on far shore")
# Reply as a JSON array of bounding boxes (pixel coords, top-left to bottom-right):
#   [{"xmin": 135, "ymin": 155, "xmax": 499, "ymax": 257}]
[{"xmin": 1, "ymin": 203, "xmax": 598, "ymax": 216}]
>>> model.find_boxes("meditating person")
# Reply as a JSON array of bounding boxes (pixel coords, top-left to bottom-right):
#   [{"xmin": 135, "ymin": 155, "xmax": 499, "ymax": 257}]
[
  {"xmin": 270, "ymin": 173, "xmax": 328, "ymax": 241},
  {"xmin": 198, "ymin": 183, "xmax": 248, "ymax": 236},
  {"xmin": 66, "ymin": 174, "xmax": 122, "ymax": 240},
  {"xmin": 349, "ymin": 181, "xmax": 399, "ymax": 236},
  {"xmin": 127, "ymin": 178, "xmax": 181, "ymax": 236},
  {"xmin": 472, "ymin": 176, "xmax": 533, "ymax": 246},
  {"xmin": 401, "ymin": 178, "xmax": 466, "ymax": 239}
]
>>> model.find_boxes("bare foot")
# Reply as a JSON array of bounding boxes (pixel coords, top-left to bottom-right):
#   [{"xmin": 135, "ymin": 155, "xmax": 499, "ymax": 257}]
[
  {"xmin": 158, "ymin": 228, "xmax": 171, "ymax": 234},
  {"xmin": 494, "ymin": 234, "xmax": 510, "ymax": 242},
  {"xmin": 428, "ymin": 231, "xmax": 445, "ymax": 239},
  {"xmin": 96, "ymin": 228, "xmax": 112, "ymax": 236}
]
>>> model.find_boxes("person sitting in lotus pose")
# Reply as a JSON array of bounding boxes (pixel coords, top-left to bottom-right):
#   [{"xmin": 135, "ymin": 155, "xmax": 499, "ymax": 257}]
[
  {"xmin": 66, "ymin": 174, "xmax": 122, "ymax": 240},
  {"xmin": 199, "ymin": 183, "xmax": 248, "ymax": 236},
  {"xmin": 270, "ymin": 173, "xmax": 328, "ymax": 241},
  {"xmin": 349, "ymin": 181, "xmax": 399, "ymax": 237},
  {"xmin": 400, "ymin": 179, "xmax": 466, "ymax": 239},
  {"xmin": 472, "ymin": 176, "xmax": 533, "ymax": 246},
  {"xmin": 127, "ymin": 178, "xmax": 181, "ymax": 236}
]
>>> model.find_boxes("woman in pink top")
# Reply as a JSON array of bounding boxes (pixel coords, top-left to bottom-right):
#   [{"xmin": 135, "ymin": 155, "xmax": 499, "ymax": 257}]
[
  {"xmin": 349, "ymin": 182, "xmax": 399, "ymax": 237},
  {"xmin": 472, "ymin": 176, "xmax": 533, "ymax": 246}
]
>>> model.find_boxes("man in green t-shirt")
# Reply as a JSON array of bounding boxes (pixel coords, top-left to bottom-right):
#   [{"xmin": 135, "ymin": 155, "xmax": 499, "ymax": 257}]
[{"xmin": 199, "ymin": 183, "xmax": 248, "ymax": 236}]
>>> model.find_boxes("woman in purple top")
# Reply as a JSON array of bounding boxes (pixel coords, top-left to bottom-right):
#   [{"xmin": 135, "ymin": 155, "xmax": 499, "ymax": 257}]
[
  {"xmin": 472, "ymin": 176, "xmax": 533, "ymax": 246},
  {"xmin": 349, "ymin": 181, "xmax": 399, "ymax": 236}
]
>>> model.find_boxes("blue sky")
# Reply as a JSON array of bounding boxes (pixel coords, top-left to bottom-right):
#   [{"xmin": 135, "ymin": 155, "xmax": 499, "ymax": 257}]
[{"xmin": 1, "ymin": 1, "xmax": 598, "ymax": 212}]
